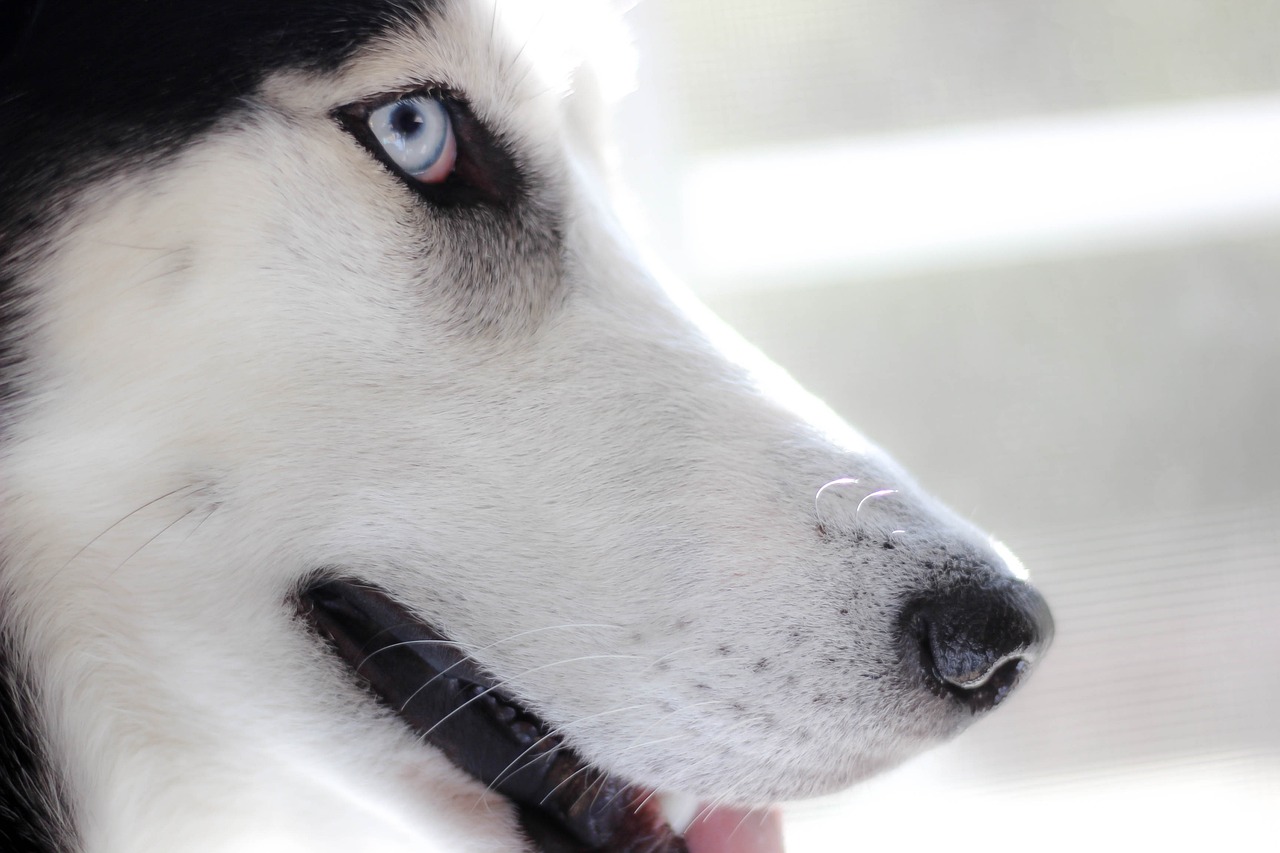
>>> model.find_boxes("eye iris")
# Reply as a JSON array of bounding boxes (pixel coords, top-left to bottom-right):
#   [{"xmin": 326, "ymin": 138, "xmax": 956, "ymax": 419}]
[{"xmin": 368, "ymin": 95, "xmax": 456, "ymax": 184}]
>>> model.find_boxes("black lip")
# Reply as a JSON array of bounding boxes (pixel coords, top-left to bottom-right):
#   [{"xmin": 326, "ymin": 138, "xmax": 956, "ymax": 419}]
[{"xmin": 299, "ymin": 578, "xmax": 686, "ymax": 853}]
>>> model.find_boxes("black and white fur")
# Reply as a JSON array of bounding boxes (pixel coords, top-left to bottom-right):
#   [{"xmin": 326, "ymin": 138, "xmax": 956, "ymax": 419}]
[{"xmin": 0, "ymin": 2, "xmax": 1050, "ymax": 851}]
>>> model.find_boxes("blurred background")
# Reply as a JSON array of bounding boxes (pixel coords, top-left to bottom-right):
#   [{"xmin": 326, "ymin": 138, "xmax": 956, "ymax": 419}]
[{"xmin": 612, "ymin": 1, "xmax": 1280, "ymax": 849}]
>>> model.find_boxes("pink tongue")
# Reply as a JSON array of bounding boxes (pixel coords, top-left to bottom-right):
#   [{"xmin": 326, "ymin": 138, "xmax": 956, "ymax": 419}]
[{"xmin": 683, "ymin": 806, "xmax": 785, "ymax": 853}]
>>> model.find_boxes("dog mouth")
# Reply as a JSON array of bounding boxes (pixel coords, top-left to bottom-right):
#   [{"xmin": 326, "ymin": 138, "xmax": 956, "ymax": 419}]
[{"xmin": 299, "ymin": 579, "xmax": 784, "ymax": 853}]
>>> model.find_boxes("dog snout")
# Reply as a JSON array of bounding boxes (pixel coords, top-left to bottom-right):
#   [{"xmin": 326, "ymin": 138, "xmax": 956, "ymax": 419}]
[{"xmin": 900, "ymin": 578, "xmax": 1053, "ymax": 713}]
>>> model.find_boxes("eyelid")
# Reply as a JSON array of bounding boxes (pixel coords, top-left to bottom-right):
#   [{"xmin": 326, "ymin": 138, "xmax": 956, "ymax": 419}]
[
  {"xmin": 338, "ymin": 86, "xmax": 455, "ymax": 134},
  {"xmin": 335, "ymin": 86, "xmax": 522, "ymax": 209}
]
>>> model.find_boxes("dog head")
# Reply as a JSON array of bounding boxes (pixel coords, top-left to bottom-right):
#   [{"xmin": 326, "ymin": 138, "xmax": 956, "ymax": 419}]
[{"xmin": 0, "ymin": 1, "xmax": 1051, "ymax": 850}]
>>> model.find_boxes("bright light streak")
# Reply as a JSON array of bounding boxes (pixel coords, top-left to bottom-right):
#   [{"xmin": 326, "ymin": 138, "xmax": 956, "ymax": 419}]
[{"xmin": 683, "ymin": 96, "xmax": 1280, "ymax": 291}]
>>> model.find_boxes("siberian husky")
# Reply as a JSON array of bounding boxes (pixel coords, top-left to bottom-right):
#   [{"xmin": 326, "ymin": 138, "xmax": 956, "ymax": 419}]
[{"xmin": 0, "ymin": 1, "xmax": 1052, "ymax": 851}]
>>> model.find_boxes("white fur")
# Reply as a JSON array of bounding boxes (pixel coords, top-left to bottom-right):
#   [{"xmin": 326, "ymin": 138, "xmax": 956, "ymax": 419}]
[{"xmin": 0, "ymin": 2, "xmax": 1019, "ymax": 850}]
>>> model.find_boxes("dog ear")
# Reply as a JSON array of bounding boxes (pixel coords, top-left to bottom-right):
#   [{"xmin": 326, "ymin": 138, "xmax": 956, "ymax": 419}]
[{"xmin": 0, "ymin": 0, "xmax": 43, "ymax": 74}]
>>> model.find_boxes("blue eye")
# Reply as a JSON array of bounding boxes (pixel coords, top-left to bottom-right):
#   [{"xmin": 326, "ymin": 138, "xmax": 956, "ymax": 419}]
[{"xmin": 367, "ymin": 95, "xmax": 457, "ymax": 184}]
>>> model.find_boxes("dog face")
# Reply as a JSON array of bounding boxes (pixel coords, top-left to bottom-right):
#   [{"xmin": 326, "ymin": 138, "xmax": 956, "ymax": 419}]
[{"xmin": 0, "ymin": 1, "xmax": 1051, "ymax": 850}]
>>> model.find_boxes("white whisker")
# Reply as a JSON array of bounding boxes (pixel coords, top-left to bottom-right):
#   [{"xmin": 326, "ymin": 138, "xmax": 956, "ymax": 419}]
[
  {"xmin": 408, "ymin": 653, "xmax": 644, "ymax": 740},
  {"xmin": 485, "ymin": 703, "xmax": 646, "ymax": 796},
  {"xmin": 536, "ymin": 759, "xmax": 594, "ymax": 807},
  {"xmin": 814, "ymin": 477, "xmax": 859, "ymax": 528},
  {"xmin": 856, "ymin": 488, "xmax": 899, "ymax": 517},
  {"xmin": 357, "ymin": 622, "xmax": 621, "ymax": 671}
]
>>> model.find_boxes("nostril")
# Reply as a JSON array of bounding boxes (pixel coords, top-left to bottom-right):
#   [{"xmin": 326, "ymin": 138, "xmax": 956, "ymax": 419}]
[
  {"xmin": 902, "ymin": 579, "xmax": 1053, "ymax": 713},
  {"xmin": 935, "ymin": 648, "xmax": 1028, "ymax": 691}
]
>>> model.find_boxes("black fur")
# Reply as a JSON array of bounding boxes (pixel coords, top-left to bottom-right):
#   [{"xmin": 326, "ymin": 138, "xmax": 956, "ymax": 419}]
[
  {"xmin": 0, "ymin": 0, "xmax": 43, "ymax": 407},
  {"xmin": 0, "ymin": 1, "xmax": 42, "ymax": 72},
  {"xmin": 0, "ymin": 627, "xmax": 68, "ymax": 853},
  {"xmin": 0, "ymin": 1, "xmax": 443, "ymax": 846},
  {"xmin": 0, "ymin": 0, "xmax": 440, "ymax": 233}
]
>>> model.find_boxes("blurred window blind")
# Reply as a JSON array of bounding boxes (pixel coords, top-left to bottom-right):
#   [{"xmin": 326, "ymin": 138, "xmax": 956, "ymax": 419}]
[{"xmin": 616, "ymin": 2, "xmax": 1280, "ymax": 850}]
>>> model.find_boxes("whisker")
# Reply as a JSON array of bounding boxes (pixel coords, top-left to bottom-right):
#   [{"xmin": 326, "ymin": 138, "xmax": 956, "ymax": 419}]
[
  {"xmin": 536, "ymin": 759, "xmax": 594, "ymax": 807},
  {"xmin": 591, "ymin": 734, "xmax": 692, "ymax": 816},
  {"xmin": 355, "ymin": 623, "xmax": 628, "ymax": 713},
  {"xmin": 182, "ymin": 503, "xmax": 219, "ymax": 542},
  {"xmin": 814, "ymin": 477, "xmax": 858, "ymax": 528},
  {"xmin": 486, "ymin": 703, "xmax": 646, "ymax": 795},
  {"xmin": 729, "ymin": 807, "xmax": 756, "ymax": 839},
  {"xmin": 355, "ymin": 637, "xmax": 465, "ymax": 672},
  {"xmin": 592, "ymin": 776, "xmax": 616, "ymax": 813},
  {"xmin": 500, "ymin": 11, "xmax": 543, "ymax": 77},
  {"xmin": 486, "ymin": 735, "xmax": 567, "ymax": 794},
  {"xmin": 56, "ymin": 483, "xmax": 198, "ymax": 577},
  {"xmin": 856, "ymin": 488, "xmax": 899, "ymax": 517},
  {"xmin": 576, "ymin": 770, "xmax": 612, "ymax": 815},
  {"xmin": 109, "ymin": 506, "xmax": 198, "ymax": 577},
  {"xmin": 690, "ymin": 797, "xmax": 724, "ymax": 829},
  {"xmin": 632, "ymin": 787, "xmax": 659, "ymax": 815},
  {"xmin": 358, "ymin": 622, "xmax": 621, "ymax": 671},
  {"xmin": 408, "ymin": 653, "xmax": 645, "ymax": 741}
]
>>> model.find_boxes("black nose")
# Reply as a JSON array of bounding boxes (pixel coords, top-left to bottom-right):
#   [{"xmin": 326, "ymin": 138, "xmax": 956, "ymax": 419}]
[{"xmin": 901, "ymin": 578, "xmax": 1053, "ymax": 713}]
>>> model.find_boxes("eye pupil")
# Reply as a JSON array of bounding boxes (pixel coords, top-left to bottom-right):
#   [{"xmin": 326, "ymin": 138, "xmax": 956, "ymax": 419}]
[{"xmin": 391, "ymin": 104, "xmax": 424, "ymax": 137}]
